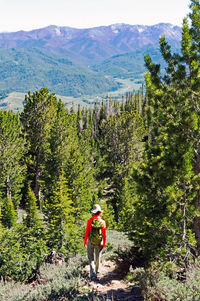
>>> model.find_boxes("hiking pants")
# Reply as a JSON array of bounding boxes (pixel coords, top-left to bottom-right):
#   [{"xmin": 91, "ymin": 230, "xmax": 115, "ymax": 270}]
[{"xmin": 87, "ymin": 239, "xmax": 102, "ymax": 278}]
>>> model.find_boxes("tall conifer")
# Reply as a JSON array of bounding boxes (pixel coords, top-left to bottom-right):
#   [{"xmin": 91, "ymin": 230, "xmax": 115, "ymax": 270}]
[
  {"xmin": 0, "ymin": 111, "xmax": 25, "ymax": 208},
  {"xmin": 24, "ymin": 186, "xmax": 42, "ymax": 228},
  {"xmin": 1, "ymin": 197, "xmax": 17, "ymax": 228},
  {"xmin": 21, "ymin": 88, "xmax": 58, "ymax": 207},
  {"xmin": 44, "ymin": 171, "xmax": 74, "ymax": 250},
  {"xmin": 132, "ymin": 0, "xmax": 200, "ymax": 261}
]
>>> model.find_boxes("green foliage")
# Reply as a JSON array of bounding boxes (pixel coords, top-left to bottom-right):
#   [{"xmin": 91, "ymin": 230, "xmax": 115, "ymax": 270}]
[
  {"xmin": 117, "ymin": 176, "xmax": 136, "ymax": 231},
  {"xmin": 0, "ymin": 224, "xmax": 48, "ymax": 282},
  {"xmin": 44, "ymin": 171, "xmax": 75, "ymax": 251},
  {"xmin": 0, "ymin": 47, "xmax": 120, "ymax": 97},
  {"xmin": 100, "ymin": 200, "xmax": 116, "ymax": 229},
  {"xmin": 130, "ymin": 259, "xmax": 200, "ymax": 301},
  {"xmin": 92, "ymin": 45, "xmax": 169, "ymax": 79},
  {"xmin": 21, "ymin": 88, "xmax": 58, "ymax": 205},
  {"xmin": 24, "ymin": 186, "xmax": 42, "ymax": 228},
  {"xmin": 0, "ymin": 49, "xmax": 148, "ymax": 284},
  {"xmin": 0, "ymin": 230, "xmax": 131, "ymax": 300},
  {"xmin": 1, "ymin": 196, "xmax": 17, "ymax": 228},
  {"xmin": 0, "ymin": 1, "xmax": 199, "ymax": 284},
  {"xmin": 99, "ymin": 110, "xmax": 145, "ymax": 220},
  {"xmin": 45, "ymin": 100, "xmax": 77, "ymax": 187},
  {"xmin": 46, "ymin": 100, "xmax": 97, "ymax": 217},
  {"xmin": 65, "ymin": 133, "xmax": 97, "ymax": 215},
  {"xmin": 21, "ymin": 88, "xmax": 58, "ymax": 154},
  {"xmin": 0, "ymin": 110, "xmax": 25, "ymax": 207},
  {"xmin": 0, "ymin": 255, "xmax": 88, "ymax": 301},
  {"xmin": 131, "ymin": 0, "xmax": 200, "ymax": 264}
]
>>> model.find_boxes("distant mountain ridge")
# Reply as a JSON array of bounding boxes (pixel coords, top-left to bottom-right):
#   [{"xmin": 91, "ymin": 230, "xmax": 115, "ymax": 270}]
[
  {"xmin": 0, "ymin": 23, "xmax": 182, "ymax": 64},
  {"xmin": 0, "ymin": 23, "xmax": 182, "ymax": 98}
]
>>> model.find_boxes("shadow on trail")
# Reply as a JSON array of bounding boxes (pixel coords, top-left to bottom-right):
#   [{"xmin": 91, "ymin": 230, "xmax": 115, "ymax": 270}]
[
  {"xmin": 98, "ymin": 288, "xmax": 144, "ymax": 301},
  {"xmin": 90, "ymin": 262, "xmax": 144, "ymax": 301}
]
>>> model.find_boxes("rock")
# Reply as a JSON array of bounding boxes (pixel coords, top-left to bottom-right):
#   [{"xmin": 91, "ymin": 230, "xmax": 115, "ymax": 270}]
[
  {"xmin": 131, "ymin": 285, "xmax": 142, "ymax": 295},
  {"xmin": 45, "ymin": 249, "xmax": 65, "ymax": 265}
]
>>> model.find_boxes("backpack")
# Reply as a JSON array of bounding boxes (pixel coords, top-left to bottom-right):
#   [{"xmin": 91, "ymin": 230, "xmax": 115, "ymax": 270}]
[{"xmin": 89, "ymin": 218, "xmax": 104, "ymax": 245}]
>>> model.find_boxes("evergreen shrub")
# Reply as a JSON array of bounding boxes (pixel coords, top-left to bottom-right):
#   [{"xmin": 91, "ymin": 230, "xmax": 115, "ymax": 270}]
[{"xmin": 0, "ymin": 224, "xmax": 48, "ymax": 282}]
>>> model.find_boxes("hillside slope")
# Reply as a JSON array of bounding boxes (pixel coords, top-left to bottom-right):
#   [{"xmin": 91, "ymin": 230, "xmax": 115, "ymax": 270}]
[
  {"xmin": 0, "ymin": 48, "xmax": 120, "ymax": 97},
  {"xmin": 91, "ymin": 45, "xmax": 166, "ymax": 79}
]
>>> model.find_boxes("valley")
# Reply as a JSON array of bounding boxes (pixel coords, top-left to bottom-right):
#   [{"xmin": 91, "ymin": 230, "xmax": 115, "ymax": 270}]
[{"xmin": 0, "ymin": 77, "xmax": 142, "ymax": 111}]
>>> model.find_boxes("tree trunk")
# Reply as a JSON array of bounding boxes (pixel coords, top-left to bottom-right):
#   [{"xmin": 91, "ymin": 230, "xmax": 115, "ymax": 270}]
[
  {"xmin": 6, "ymin": 174, "xmax": 11, "ymax": 198},
  {"xmin": 35, "ymin": 149, "xmax": 42, "ymax": 208},
  {"xmin": 194, "ymin": 144, "xmax": 200, "ymax": 255}
]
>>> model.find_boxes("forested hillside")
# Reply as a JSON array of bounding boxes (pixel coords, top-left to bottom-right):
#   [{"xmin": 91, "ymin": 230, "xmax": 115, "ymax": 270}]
[
  {"xmin": 91, "ymin": 44, "xmax": 181, "ymax": 80},
  {"xmin": 0, "ymin": 1, "xmax": 200, "ymax": 300},
  {"xmin": 0, "ymin": 48, "xmax": 120, "ymax": 97}
]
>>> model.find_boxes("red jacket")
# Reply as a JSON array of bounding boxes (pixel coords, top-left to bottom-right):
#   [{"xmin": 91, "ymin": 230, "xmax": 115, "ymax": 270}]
[{"xmin": 84, "ymin": 214, "xmax": 106, "ymax": 247}]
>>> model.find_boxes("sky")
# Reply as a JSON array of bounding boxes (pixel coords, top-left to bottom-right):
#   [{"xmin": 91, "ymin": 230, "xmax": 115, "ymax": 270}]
[{"xmin": 0, "ymin": 0, "xmax": 191, "ymax": 33}]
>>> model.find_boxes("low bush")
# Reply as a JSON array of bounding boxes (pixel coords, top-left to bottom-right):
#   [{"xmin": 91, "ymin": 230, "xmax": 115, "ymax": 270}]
[
  {"xmin": 0, "ymin": 224, "xmax": 48, "ymax": 282},
  {"xmin": 128, "ymin": 259, "xmax": 200, "ymax": 301},
  {"xmin": 0, "ymin": 255, "xmax": 87, "ymax": 301}
]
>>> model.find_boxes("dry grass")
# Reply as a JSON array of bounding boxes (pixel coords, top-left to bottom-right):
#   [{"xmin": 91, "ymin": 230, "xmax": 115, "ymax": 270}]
[{"xmin": 0, "ymin": 231, "xmax": 131, "ymax": 301}]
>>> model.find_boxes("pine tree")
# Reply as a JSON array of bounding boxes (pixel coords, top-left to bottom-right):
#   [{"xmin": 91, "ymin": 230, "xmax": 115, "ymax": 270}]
[
  {"xmin": 65, "ymin": 134, "xmax": 97, "ymax": 214},
  {"xmin": 0, "ymin": 111, "xmax": 25, "ymax": 208},
  {"xmin": 44, "ymin": 171, "xmax": 75, "ymax": 250},
  {"xmin": 24, "ymin": 186, "xmax": 42, "ymax": 228},
  {"xmin": 117, "ymin": 176, "xmax": 136, "ymax": 231},
  {"xmin": 131, "ymin": 0, "xmax": 200, "ymax": 262},
  {"xmin": 46, "ymin": 100, "xmax": 97, "ymax": 217},
  {"xmin": 77, "ymin": 103, "xmax": 83, "ymax": 133},
  {"xmin": 99, "ymin": 111, "xmax": 145, "ymax": 220},
  {"xmin": 45, "ymin": 99, "xmax": 76, "ymax": 193},
  {"xmin": 1, "ymin": 196, "xmax": 17, "ymax": 228},
  {"xmin": 21, "ymin": 88, "xmax": 58, "ymax": 207}
]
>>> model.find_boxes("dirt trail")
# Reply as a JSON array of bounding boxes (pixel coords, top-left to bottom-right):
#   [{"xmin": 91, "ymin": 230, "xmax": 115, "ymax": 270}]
[{"xmin": 84, "ymin": 260, "xmax": 144, "ymax": 301}]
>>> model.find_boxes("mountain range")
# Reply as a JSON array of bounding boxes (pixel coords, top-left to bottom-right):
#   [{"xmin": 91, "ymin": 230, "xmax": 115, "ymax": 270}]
[{"xmin": 0, "ymin": 23, "xmax": 182, "ymax": 99}]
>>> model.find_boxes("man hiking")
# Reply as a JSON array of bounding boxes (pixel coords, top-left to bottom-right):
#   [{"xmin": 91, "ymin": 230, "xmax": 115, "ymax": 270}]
[{"xmin": 84, "ymin": 204, "xmax": 106, "ymax": 281}]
